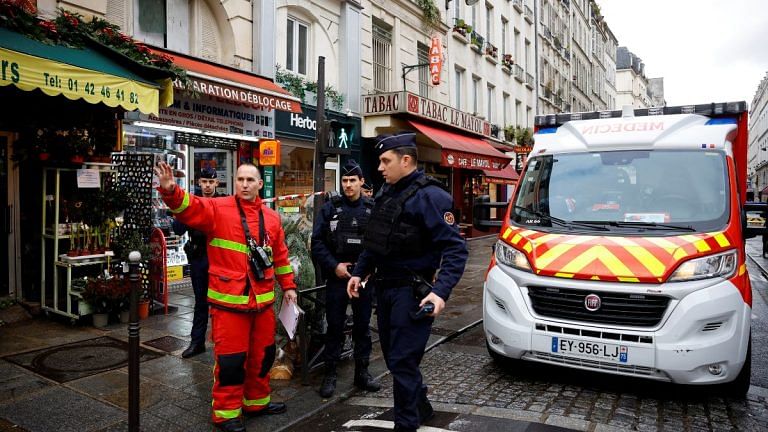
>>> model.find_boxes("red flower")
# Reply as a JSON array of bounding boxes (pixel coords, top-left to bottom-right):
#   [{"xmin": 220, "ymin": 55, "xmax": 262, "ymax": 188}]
[
  {"xmin": 136, "ymin": 44, "xmax": 151, "ymax": 54},
  {"xmin": 119, "ymin": 33, "xmax": 132, "ymax": 43},
  {"xmin": 67, "ymin": 15, "xmax": 79, "ymax": 27},
  {"xmin": 38, "ymin": 20, "xmax": 58, "ymax": 35}
]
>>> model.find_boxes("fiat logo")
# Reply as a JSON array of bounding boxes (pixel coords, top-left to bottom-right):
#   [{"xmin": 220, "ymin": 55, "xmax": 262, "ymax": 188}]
[{"xmin": 584, "ymin": 294, "xmax": 601, "ymax": 311}]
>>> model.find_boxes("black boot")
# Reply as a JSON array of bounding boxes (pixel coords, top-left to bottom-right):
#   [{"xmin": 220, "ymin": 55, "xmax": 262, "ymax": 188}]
[
  {"xmin": 319, "ymin": 362, "xmax": 337, "ymax": 398},
  {"xmin": 354, "ymin": 359, "xmax": 381, "ymax": 392},
  {"xmin": 419, "ymin": 398, "xmax": 435, "ymax": 424},
  {"xmin": 181, "ymin": 343, "xmax": 205, "ymax": 359},
  {"xmin": 215, "ymin": 417, "xmax": 245, "ymax": 432}
]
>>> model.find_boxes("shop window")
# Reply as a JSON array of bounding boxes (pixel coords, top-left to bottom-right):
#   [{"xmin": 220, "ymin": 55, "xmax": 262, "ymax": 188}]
[
  {"xmin": 287, "ymin": 17, "xmax": 309, "ymax": 75},
  {"xmin": 275, "ymin": 144, "xmax": 314, "ymax": 213}
]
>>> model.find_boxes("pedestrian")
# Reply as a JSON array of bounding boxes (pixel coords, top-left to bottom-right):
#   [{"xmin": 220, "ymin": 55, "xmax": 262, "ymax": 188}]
[
  {"xmin": 361, "ymin": 182, "xmax": 374, "ymax": 199},
  {"xmin": 154, "ymin": 162, "xmax": 297, "ymax": 432},
  {"xmin": 347, "ymin": 132, "xmax": 468, "ymax": 432},
  {"xmin": 171, "ymin": 167, "xmax": 220, "ymax": 359},
  {"xmin": 311, "ymin": 159, "xmax": 380, "ymax": 398}
]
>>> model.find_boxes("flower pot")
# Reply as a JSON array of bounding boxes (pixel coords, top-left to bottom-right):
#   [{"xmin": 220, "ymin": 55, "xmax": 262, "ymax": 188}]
[
  {"xmin": 93, "ymin": 312, "xmax": 109, "ymax": 328},
  {"xmin": 138, "ymin": 299, "xmax": 150, "ymax": 320},
  {"xmin": 120, "ymin": 309, "xmax": 130, "ymax": 323}
]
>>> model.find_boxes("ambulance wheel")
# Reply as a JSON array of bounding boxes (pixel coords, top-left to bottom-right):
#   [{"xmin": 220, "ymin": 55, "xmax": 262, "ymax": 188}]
[{"xmin": 723, "ymin": 335, "xmax": 751, "ymax": 398}]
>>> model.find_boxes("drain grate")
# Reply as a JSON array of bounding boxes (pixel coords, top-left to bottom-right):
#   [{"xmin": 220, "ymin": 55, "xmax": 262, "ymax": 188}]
[
  {"xmin": 143, "ymin": 336, "xmax": 189, "ymax": 353},
  {"xmin": 3, "ymin": 336, "xmax": 163, "ymax": 383}
]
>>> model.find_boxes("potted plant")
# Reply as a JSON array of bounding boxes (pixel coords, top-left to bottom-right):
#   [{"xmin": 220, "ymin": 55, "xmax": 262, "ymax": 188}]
[
  {"xmin": 82, "ymin": 276, "xmax": 111, "ymax": 327},
  {"xmin": 66, "ymin": 128, "xmax": 92, "ymax": 163}
]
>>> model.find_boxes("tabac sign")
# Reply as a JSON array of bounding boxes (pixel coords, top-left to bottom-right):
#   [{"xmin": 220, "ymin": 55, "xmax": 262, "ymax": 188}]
[
  {"xmin": 362, "ymin": 91, "xmax": 491, "ymax": 138},
  {"xmin": 429, "ymin": 36, "xmax": 443, "ymax": 85}
]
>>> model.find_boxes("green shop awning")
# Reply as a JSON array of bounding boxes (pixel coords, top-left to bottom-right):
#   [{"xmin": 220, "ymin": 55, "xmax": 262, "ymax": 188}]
[{"xmin": 0, "ymin": 27, "xmax": 167, "ymax": 115}]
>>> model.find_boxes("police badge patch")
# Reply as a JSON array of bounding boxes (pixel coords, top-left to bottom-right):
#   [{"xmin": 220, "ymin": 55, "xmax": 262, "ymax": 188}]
[{"xmin": 443, "ymin": 212, "xmax": 456, "ymax": 225}]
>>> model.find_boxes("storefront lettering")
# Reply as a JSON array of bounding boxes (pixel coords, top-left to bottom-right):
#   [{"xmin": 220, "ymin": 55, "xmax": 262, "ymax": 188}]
[
  {"xmin": 1, "ymin": 59, "xmax": 20, "ymax": 83},
  {"xmin": 289, "ymin": 113, "xmax": 317, "ymax": 130},
  {"xmin": 42, "ymin": 72, "xmax": 62, "ymax": 88},
  {"xmin": 181, "ymin": 78, "xmax": 298, "ymax": 112},
  {"xmin": 363, "ymin": 93, "xmax": 400, "ymax": 114},
  {"xmin": 191, "ymin": 102, "xmax": 256, "ymax": 122}
]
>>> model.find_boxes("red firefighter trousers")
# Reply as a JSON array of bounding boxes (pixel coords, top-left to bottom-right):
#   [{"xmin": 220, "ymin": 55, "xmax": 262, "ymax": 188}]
[{"xmin": 211, "ymin": 307, "xmax": 276, "ymax": 423}]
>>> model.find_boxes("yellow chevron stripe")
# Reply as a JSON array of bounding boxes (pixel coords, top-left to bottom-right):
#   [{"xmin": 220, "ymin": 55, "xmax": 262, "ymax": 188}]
[
  {"xmin": 511, "ymin": 233, "xmax": 522, "ymax": 245},
  {"xmin": 673, "ymin": 248, "xmax": 687, "ymax": 260},
  {"xmin": 713, "ymin": 233, "xmax": 730, "ymax": 247},
  {"xmin": 610, "ymin": 238, "xmax": 666, "ymax": 277},
  {"xmin": 680, "ymin": 235, "xmax": 712, "ymax": 252},
  {"xmin": 739, "ymin": 263, "xmax": 746, "ymax": 276},
  {"xmin": 520, "ymin": 229, "xmax": 539, "ymax": 237},
  {"xmin": 536, "ymin": 243, "xmax": 578, "ymax": 268},
  {"xmin": 502, "ymin": 227, "xmax": 513, "ymax": 240},
  {"xmin": 559, "ymin": 245, "xmax": 634, "ymax": 277},
  {"xmin": 531, "ymin": 233, "xmax": 563, "ymax": 245},
  {"xmin": 523, "ymin": 242, "xmax": 533, "ymax": 253},
  {"xmin": 645, "ymin": 237, "xmax": 680, "ymax": 255},
  {"xmin": 591, "ymin": 275, "xmax": 600, "ymax": 280},
  {"xmin": 617, "ymin": 276, "xmax": 640, "ymax": 282},
  {"xmin": 554, "ymin": 272, "xmax": 574, "ymax": 278}
]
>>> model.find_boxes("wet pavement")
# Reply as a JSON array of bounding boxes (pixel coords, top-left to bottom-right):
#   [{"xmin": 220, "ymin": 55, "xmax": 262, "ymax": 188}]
[{"xmin": 0, "ymin": 235, "xmax": 496, "ymax": 432}]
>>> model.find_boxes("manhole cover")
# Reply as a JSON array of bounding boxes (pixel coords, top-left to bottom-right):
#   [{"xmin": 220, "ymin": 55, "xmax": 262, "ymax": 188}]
[
  {"xmin": 143, "ymin": 336, "xmax": 189, "ymax": 353},
  {"xmin": 3, "ymin": 336, "xmax": 163, "ymax": 383}
]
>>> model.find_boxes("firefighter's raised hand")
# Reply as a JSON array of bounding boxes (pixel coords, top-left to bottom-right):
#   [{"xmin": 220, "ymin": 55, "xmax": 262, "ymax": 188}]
[
  {"xmin": 347, "ymin": 276, "xmax": 362, "ymax": 298},
  {"xmin": 153, "ymin": 161, "xmax": 175, "ymax": 192},
  {"xmin": 284, "ymin": 289, "xmax": 297, "ymax": 303}
]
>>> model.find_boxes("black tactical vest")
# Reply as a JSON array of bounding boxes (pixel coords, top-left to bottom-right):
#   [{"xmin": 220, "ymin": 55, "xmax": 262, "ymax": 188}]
[
  {"xmin": 326, "ymin": 195, "xmax": 373, "ymax": 260},
  {"xmin": 363, "ymin": 175, "xmax": 444, "ymax": 257}
]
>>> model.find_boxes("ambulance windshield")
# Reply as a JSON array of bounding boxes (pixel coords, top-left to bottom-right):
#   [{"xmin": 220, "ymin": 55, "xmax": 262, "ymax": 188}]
[{"xmin": 511, "ymin": 150, "xmax": 729, "ymax": 233}]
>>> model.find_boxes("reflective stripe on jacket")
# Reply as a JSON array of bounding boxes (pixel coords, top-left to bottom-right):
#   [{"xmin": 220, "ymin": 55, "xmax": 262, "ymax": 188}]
[{"xmin": 159, "ymin": 186, "xmax": 296, "ymax": 311}]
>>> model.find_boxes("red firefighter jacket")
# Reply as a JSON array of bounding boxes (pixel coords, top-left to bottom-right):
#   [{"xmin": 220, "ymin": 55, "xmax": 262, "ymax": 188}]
[{"xmin": 159, "ymin": 185, "xmax": 296, "ymax": 311}]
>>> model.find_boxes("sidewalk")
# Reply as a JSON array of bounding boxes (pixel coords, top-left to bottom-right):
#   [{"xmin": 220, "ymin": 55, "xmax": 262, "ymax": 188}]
[{"xmin": 0, "ymin": 235, "xmax": 496, "ymax": 432}]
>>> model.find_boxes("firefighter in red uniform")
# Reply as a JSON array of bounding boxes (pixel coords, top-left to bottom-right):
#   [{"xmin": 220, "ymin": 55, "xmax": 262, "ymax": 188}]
[{"xmin": 154, "ymin": 162, "xmax": 297, "ymax": 432}]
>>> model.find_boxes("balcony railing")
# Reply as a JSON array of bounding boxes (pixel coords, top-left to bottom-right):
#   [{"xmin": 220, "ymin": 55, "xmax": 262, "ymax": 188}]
[
  {"xmin": 470, "ymin": 31, "xmax": 485, "ymax": 51},
  {"xmin": 526, "ymin": 72, "xmax": 535, "ymax": 88},
  {"xmin": 513, "ymin": 65, "xmax": 524, "ymax": 82},
  {"xmin": 524, "ymin": 5, "xmax": 534, "ymax": 23}
]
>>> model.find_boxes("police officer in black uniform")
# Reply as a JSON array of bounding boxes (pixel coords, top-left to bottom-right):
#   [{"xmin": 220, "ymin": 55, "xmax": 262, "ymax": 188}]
[
  {"xmin": 312, "ymin": 160, "xmax": 381, "ymax": 398},
  {"xmin": 173, "ymin": 167, "xmax": 220, "ymax": 358},
  {"xmin": 347, "ymin": 133, "xmax": 468, "ymax": 432}
]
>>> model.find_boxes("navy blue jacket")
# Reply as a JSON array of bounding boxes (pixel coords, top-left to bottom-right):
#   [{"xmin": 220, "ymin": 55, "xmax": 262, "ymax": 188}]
[
  {"xmin": 311, "ymin": 194, "xmax": 372, "ymax": 275},
  {"xmin": 352, "ymin": 170, "xmax": 468, "ymax": 301}
]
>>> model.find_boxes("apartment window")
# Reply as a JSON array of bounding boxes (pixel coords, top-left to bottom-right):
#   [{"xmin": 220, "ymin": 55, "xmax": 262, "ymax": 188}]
[
  {"xmin": 473, "ymin": 76, "xmax": 481, "ymax": 115},
  {"xmin": 372, "ymin": 19, "xmax": 392, "ymax": 92},
  {"xmin": 454, "ymin": 0, "xmax": 461, "ymax": 21},
  {"xmin": 286, "ymin": 17, "xmax": 308, "ymax": 75},
  {"xmin": 417, "ymin": 42, "xmax": 430, "ymax": 97},
  {"xmin": 471, "ymin": 3, "xmax": 477, "ymax": 30},
  {"xmin": 501, "ymin": 18, "xmax": 508, "ymax": 55},
  {"xmin": 514, "ymin": 30, "xmax": 520, "ymax": 63},
  {"xmin": 524, "ymin": 39, "xmax": 531, "ymax": 71},
  {"xmin": 503, "ymin": 93, "xmax": 510, "ymax": 126},
  {"xmin": 455, "ymin": 68, "xmax": 464, "ymax": 110},
  {"xmin": 486, "ymin": 3, "xmax": 493, "ymax": 39},
  {"xmin": 515, "ymin": 99, "xmax": 522, "ymax": 125},
  {"xmin": 486, "ymin": 84, "xmax": 494, "ymax": 122}
]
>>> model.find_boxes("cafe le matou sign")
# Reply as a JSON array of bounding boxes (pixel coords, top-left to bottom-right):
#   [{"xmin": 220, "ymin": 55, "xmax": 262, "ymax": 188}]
[{"xmin": 429, "ymin": 36, "xmax": 443, "ymax": 85}]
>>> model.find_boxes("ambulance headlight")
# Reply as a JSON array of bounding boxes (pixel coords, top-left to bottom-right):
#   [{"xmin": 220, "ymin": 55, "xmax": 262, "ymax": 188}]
[
  {"xmin": 495, "ymin": 240, "xmax": 531, "ymax": 271},
  {"xmin": 668, "ymin": 250, "xmax": 737, "ymax": 282}
]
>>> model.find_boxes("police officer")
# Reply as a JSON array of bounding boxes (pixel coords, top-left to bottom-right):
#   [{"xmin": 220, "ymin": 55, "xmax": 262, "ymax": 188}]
[
  {"xmin": 347, "ymin": 132, "xmax": 468, "ymax": 432},
  {"xmin": 172, "ymin": 167, "xmax": 220, "ymax": 358},
  {"xmin": 311, "ymin": 160, "xmax": 380, "ymax": 398},
  {"xmin": 361, "ymin": 182, "xmax": 374, "ymax": 199}
]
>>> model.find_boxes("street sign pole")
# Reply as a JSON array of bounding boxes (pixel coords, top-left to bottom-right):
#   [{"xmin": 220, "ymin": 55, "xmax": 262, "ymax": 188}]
[{"xmin": 313, "ymin": 56, "xmax": 328, "ymax": 285}]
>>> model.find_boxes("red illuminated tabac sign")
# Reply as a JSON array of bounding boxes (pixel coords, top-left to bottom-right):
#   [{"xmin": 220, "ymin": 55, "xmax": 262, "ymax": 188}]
[{"xmin": 429, "ymin": 36, "xmax": 443, "ymax": 85}]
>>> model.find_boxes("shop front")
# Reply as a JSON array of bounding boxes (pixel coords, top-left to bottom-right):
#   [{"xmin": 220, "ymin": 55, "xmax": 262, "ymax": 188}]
[
  {"xmin": 361, "ymin": 91, "xmax": 512, "ymax": 237},
  {"xmin": 0, "ymin": 14, "xmax": 176, "ymax": 318},
  {"xmin": 274, "ymin": 103, "xmax": 362, "ymax": 213},
  {"xmin": 121, "ymin": 48, "xmax": 301, "ymax": 271}
]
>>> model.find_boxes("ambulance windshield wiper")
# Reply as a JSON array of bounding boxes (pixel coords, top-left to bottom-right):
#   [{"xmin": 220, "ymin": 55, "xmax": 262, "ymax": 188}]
[
  {"xmin": 514, "ymin": 206, "xmax": 609, "ymax": 231},
  {"xmin": 575, "ymin": 220, "xmax": 696, "ymax": 232}
]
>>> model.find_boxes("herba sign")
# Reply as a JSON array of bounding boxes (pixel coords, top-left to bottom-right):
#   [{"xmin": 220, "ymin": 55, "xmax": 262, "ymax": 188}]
[{"xmin": 429, "ymin": 36, "xmax": 443, "ymax": 85}]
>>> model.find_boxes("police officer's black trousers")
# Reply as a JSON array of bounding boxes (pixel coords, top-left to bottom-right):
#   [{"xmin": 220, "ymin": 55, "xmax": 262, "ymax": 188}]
[
  {"xmin": 189, "ymin": 256, "xmax": 210, "ymax": 346},
  {"xmin": 376, "ymin": 283, "xmax": 433, "ymax": 430},
  {"xmin": 323, "ymin": 278, "xmax": 373, "ymax": 363}
]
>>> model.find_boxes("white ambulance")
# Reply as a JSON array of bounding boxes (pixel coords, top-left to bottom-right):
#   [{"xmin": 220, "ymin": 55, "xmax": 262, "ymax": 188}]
[{"xmin": 484, "ymin": 102, "xmax": 754, "ymax": 395}]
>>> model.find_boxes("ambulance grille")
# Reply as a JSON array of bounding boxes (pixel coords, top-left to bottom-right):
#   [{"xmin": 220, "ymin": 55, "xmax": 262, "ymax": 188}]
[
  {"xmin": 530, "ymin": 352, "xmax": 662, "ymax": 378},
  {"xmin": 527, "ymin": 286, "xmax": 670, "ymax": 327}
]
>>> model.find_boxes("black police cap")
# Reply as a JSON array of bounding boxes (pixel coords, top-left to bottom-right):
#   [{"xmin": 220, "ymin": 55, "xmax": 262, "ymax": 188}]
[
  {"xmin": 341, "ymin": 159, "xmax": 363, "ymax": 178},
  {"xmin": 374, "ymin": 132, "xmax": 416, "ymax": 154},
  {"xmin": 199, "ymin": 167, "xmax": 217, "ymax": 179}
]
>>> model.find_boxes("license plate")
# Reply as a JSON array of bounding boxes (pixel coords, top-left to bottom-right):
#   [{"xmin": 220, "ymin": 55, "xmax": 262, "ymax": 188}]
[{"xmin": 551, "ymin": 336, "xmax": 628, "ymax": 363}]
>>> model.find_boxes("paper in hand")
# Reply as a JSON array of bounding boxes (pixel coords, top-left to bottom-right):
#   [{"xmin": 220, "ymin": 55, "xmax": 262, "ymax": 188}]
[{"xmin": 278, "ymin": 297, "xmax": 304, "ymax": 340}]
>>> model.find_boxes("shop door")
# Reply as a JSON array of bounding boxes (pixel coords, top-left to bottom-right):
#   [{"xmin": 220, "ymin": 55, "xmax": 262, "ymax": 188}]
[{"xmin": 0, "ymin": 132, "xmax": 20, "ymax": 299}]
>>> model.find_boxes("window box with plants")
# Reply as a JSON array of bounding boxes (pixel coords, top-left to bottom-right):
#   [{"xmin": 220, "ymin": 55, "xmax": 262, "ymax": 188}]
[
  {"xmin": 452, "ymin": 18, "xmax": 472, "ymax": 41},
  {"xmin": 275, "ymin": 67, "xmax": 345, "ymax": 111},
  {"xmin": 501, "ymin": 54, "xmax": 514, "ymax": 71},
  {"xmin": 484, "ymin": 42, "xmax": 499, "ymax": 62},
  {"xmin": 470, "ymin": 31, "xmax": 484, "ymax": 52}
]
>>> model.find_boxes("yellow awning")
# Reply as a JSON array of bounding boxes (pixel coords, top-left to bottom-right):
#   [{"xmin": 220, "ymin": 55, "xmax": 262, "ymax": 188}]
[{"xmin": 0, "ymin": 28, "xmax": 168, "ymax": 115}]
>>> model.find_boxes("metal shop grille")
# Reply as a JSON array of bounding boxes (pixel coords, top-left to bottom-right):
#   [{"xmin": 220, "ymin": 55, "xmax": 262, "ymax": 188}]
[{"xmin": 527, "ymin": 286, "xmax": 670, "ymax": 327}]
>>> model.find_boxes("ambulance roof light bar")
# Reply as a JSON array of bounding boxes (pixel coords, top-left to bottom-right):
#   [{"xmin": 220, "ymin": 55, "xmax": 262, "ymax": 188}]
[{"xmin": 534, "ymin": 101, "xmax": 748, "ymax": 128}]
